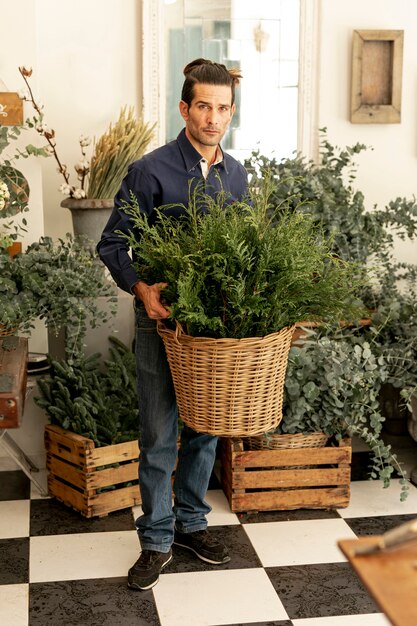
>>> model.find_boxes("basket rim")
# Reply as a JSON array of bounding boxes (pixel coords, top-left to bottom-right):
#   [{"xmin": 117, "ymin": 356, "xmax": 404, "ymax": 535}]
[
  {"xmin": 157, "ymin": 320, "xmax": 296, "ymax": 347},
  {"xmin": 245, "ymin": 431, "xmax": 330, "ymax": 449}
]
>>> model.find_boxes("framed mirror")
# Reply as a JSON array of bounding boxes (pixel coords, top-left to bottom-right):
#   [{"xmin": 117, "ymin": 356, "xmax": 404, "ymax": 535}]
[{"xmin": 142, "ymin": 0, "xmax": 319, "ymax": 161}]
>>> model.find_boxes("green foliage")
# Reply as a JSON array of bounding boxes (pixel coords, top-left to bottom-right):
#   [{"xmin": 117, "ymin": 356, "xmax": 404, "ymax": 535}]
[
  {"xmin": 277, "ymin": 331, "xmax": 410, "ymax": 500},
  {"xmin": 0, "ymin": 235, "xmax": 117, "ymax": 357},
  {"xmin": 282, "ymin": 334, "xmax": 384, "ymax": 436},
  {"xmin": 0, "ymin": 252, "xmax": 37, "ymax": 329},
  {"xmin": 244, "ymin": 133, "xmax": 417, "ymax": 500},
  {"xmin": 247, "ymin": 134, "xmax": 417, "ymax": 393},
  {"xmin": 122, "ymin": 175, "xmax": 365, "ymax": 338},
  {"xmin": 0, "ymin": 123, "xmax": 49, "ymax": 245},
  {"xmin": 245, "ymin": 132, "xmax": 417, "ymax": 265},
  {"xmin": 35, "ymin": 336, "xmax": 139, "ymax": 447},
  {"xmin": 365, "ymin": 260, "xmax": 417, "ymax": 405}
]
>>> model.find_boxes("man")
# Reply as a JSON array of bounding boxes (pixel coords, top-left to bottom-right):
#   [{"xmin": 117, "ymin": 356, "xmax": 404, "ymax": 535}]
[{"xmin": 97, "ymin": 58, "xmax": 248, "ymax": 591}]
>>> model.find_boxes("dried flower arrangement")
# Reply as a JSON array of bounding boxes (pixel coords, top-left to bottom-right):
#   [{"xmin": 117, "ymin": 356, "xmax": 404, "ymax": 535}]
[{"xmin": 17, "ymin": 66, "xmax": 155, "ymax": 200}]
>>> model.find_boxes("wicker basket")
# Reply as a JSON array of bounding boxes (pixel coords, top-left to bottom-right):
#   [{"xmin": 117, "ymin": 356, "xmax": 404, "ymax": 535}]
[
  {"xmin": 244, "ymin": 432, "xmax": 330, "ymax": 473},
  {"xmin": 157, "ymin": 322, "xmax": 295, "ymax": 437},
  {"xmin": 0, "ymin": 324, "xmax": 17, "ymax": 337},
  {"xmin": 245, "ymin": 432, "xmax": 329, "ymax": 450}
]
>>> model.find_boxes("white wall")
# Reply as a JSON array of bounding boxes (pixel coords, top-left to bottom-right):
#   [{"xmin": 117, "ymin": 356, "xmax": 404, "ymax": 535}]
[
  {"xmin": 35, "ymin": 0, "xmax": 141, "ymax": 238},
  {"xmin": 318, "ymin": 0, "xmax": 417, "ymax": 264}
]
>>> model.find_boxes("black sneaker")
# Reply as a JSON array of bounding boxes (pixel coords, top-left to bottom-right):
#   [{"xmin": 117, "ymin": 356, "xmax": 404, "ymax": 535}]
[
  {"xmin": 127, "ymin": 549, "xmax": 173, "ymax": 590},
  {"xmin": 173, "ymin": 529, "xmax": 231, "ymax": 564}
]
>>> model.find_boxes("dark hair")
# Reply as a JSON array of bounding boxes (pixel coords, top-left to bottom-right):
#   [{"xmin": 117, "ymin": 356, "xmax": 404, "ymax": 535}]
[{"xmin": 181, "ymin": 58, "xmax": 242, "ymax": 106}]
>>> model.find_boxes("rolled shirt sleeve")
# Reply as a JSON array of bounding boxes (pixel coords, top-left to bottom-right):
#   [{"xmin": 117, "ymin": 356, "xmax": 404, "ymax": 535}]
[{"xmin": 96, "ymin": 165, "xmax": 155, "ymax": 293}]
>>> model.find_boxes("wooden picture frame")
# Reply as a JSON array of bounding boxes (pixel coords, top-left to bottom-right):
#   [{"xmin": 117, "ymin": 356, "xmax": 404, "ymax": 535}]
[{"xmin": 351, "ymin": 29, "xmax": 404, "ymax": 124}]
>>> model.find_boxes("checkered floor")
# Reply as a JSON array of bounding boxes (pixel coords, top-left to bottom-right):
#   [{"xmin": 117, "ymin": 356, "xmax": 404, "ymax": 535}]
[{"xmin": 1, "ymin": 448, "xmax": 417, "ymax": 626}]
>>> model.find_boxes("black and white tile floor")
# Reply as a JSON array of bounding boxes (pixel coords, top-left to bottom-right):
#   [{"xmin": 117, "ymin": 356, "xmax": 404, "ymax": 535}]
[{"xmin": 1, "ymin": 449, "xmax": 417, "ymax": 626}]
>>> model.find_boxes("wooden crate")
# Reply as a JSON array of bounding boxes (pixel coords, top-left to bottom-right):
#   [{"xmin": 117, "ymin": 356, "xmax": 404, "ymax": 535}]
[
  {"xmin": 220, "ymin": 436, "xmax": 352, "ymax": 512},
  {"xmin": 44, "ymin": 424, "xmax": 141, "ymax": 518}
]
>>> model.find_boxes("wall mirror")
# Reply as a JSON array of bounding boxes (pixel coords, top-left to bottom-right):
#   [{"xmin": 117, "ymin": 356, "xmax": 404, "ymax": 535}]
[{"xmin": 143, "ymin": 0, "xmax": 306, "ymax": 163}]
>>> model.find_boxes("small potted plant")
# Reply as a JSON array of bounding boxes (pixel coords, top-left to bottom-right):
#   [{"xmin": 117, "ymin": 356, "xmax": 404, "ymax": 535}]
[
  {"xmin": 0, "ymin": 234, "xmax": 117, "ymax": 355},
  {"xmin": 35, "ymin": 336, "xmax": 142, "ymax": 518}
]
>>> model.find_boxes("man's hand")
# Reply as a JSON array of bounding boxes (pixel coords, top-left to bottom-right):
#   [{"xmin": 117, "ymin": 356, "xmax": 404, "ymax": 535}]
[{"xmin": 133, "ymin": 281, "xmax": 170, "ymax": 319}]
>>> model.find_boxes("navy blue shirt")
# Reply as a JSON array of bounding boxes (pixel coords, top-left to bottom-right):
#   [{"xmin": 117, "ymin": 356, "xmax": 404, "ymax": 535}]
[{"xmin": 97, "ymin": 128, "xmax": 248, "ymax": 293}]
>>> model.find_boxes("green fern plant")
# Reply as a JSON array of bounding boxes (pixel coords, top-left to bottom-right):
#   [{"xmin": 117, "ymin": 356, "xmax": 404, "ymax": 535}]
[{"xmin": 122, "ymin": 175, "xmax": 365, "ymax": 339}]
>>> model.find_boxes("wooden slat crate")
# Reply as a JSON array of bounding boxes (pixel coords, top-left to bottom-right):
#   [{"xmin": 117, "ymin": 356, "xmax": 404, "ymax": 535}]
[
  {"xmin": 44, "ymin": 424, "xmax": 141, "ymax": 518},
  {"xmin": 220, "ymin": 436, "xmax": 352, "ymax": 512}
]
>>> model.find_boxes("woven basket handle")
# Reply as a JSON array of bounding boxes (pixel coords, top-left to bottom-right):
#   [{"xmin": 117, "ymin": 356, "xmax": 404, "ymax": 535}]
[
  {"xmin": 157, "ymin": 319, "xmax": 185, "ymax": 345},
  {"xmin": 174, "ymin": 321, "xmax": 185, "ymax": 344}
]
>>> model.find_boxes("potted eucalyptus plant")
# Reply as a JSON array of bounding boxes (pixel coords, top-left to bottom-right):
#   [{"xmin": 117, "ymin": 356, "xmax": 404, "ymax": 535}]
[
  {"xmin": 257, "ymin": 329, "xmax": 410, "ymax": 501},
  {"xmin": 242, "ymin": 133, "xmax": 417, "ymax": 500},
  {"xmin": 0, "ymin": 234, "xmax": 117, "ymax": 356}
]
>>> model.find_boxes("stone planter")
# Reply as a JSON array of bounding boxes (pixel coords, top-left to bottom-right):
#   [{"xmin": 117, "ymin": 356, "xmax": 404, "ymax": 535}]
[{"xmin": 61, "ymin": 198, "xmax": 113, "ymax": 243}]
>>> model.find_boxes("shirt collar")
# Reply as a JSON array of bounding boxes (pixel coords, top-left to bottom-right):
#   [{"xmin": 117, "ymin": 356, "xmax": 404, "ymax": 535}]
[
  {"xmin": 200, "ymin": 146, "xmax": 224, "ymax": 179},
  {"xmin": 176, "ymin": 128, "xmax": 228, "ymax": 174}
]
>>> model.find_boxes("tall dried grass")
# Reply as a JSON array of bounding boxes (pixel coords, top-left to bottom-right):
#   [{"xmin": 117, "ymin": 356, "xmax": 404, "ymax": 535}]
[{"xmin": 87, "ymin": 106, "xmax": 155, "ymax": 199}]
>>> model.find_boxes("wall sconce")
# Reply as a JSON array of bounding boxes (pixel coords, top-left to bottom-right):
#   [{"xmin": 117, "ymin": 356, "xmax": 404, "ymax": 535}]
[{"xmin": 253, "ymin": 22, "xmax": 269, "ymax": 54}]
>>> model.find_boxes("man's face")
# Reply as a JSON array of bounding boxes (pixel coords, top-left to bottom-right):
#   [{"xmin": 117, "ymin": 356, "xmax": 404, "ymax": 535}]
[{"xmin": 179, "ymin": 83, "xmax": 235, "ymax": 151}]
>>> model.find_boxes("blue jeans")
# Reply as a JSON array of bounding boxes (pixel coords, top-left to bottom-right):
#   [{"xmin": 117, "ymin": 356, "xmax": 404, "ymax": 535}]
[{"xmin": 134, "ymin": 301, "xmax": 218, "ymax": 553}]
